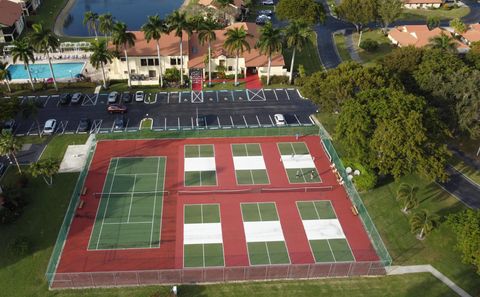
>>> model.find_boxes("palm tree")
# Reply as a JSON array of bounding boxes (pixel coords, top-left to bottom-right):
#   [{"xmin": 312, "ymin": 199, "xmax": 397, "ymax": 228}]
[
  {"xmin": 11, "ymin": 40, "xmax": 36, "ymax": 91},
  {"xmin": 224, "ymin": 26, "xmax": 252, "ymax": 86},
  {"xmin": 0, "ymin": 62, "xmax": 12, "ymax": 93},
  {"xmin": 198, "ymin": 19, "xmax": 218, "ymax": 87},
  {"xmin": 167, "ymin": 11, "xmax": 191, "ymax": 86},
  {"xmin": 410, "ymin": 210, "xmax": 439, "ymax": 240},
  {"xmin": 83, "ymin": 11, "xmax": 99, "ymax": 39},
  {"xmin": 142, "ymin": 15, "xmax": 167, "ymax": 87},
  {"xmin": 111, "ymin": 22, "xmax": 136, "ymax": 87},
  {"xmin": 89, "ymin": 40, "xmax": 114, "ymax": 89},
  {"xmin": 284, "ymin": 21, "xmax": 313, "ymax": 84},
  {"xmin": 429, "ymin": 33, "xmax": 458, "ymax": 53},
  {"xmin": 20, "ymin": 100, "xmax": 42, "ymax": 138},
  {"xmin": 29, "ymin": 23, "xmax": 60, "ymax": 91},
  {"xmin": 256, "ymin": 22, "xmax": 283, "ymax": 86},
  {"xmin": 28, "ymin": 158, "xmax": 60, "ymax": 186},
  {"xmin": 0, "ymin": 131, "xmax": 22, "ymax": 174},
  {"xmin": 99, "ymin": 13, "xmax": 115, "ymax": 40},
  {"xmin": 396, "ymin": 183, "xmax": 419, "ymax": 213}
]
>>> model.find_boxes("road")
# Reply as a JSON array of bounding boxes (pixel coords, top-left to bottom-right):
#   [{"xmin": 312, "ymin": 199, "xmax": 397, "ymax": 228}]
[{"xmin": 439, "ymin": 166, "xmax": 480, "ymax": 209}]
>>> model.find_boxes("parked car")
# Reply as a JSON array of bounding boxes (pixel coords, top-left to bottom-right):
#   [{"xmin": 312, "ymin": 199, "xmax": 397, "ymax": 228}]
[
  {"xmin": 107, "ymin": 104, "xmax": 127, "ymax": 114},
  {"xmin": 258, "ymin": 9, "xmax": 273, "ymax": 16},
  {"xmin": 77, "ymin": 118, "xmax": 91, "ymax": 133},
  {"xmin": 274, "ymin": 114, "xmax": 286, "ymax": 126},
  {"xmin": 122, "ymin": 91, "xmax": 132, "ymax": 103},
  {"xmin": 261, "ymin": 0, "xmax": 274, "ymax": 5},
  {"xmin": 43, "ymin": 119, "xmax": 57, "ymax": 134},
  {"xmin": 2, "ymin": 119, "xmax": 15, "ymax": 133},
  {"xmin": 256, "ymin": 15, "xmax": 271, "ymax": 25},
  {"xmin": 71, "ymin": 93, "xmax": 84, "ymax": 104},
  {"xmin": 113, "ymin": 116, "xmax": 125, "ymax": 130},
  {"xmin": 59, "ymin": 93, "xmax": 72, "ymax": 105},
  {"xmin": 108, "ymin": 91, "xmax": 119, "ymax": 104},
  {"xmin": 135, "ymin": 91, "xmax": 144, "ymax": 102}
]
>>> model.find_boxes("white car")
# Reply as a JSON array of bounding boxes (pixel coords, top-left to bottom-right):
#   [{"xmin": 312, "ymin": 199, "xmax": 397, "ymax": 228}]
[
  {"xmin": 135, "ymin": 91, "xmax": 144, "ymax": 102},
  {"xmin": 262, "ymin": 0, "xmax": 274, "ymax": 5},
  {"xmin": 274, "ymin": 114, "xmax": 286, "ymax": 126},
  {"xmin": 107, "ymin": 91, "xmax": 119, "ymax": 104},
  {"xmin": 43, "ymin": 119, "xmax": 57, "ymax": 134}
]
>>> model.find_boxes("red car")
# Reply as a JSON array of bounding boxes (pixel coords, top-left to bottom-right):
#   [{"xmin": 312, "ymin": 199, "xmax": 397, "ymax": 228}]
[{"xmin": 107, "ymin": 104, "xmax": 127, "ymax": 114}]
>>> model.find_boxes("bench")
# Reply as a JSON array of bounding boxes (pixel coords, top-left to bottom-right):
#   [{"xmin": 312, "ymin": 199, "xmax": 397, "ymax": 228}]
[
  {"xmin": 78, "ymin": 200, "xmax": 85, "ymax": 209},
  {"xmin": 351, "ymin": 205, "xmax": 359, "ymax": 216},
  {"xmin": 81, "ymin": 186, "xmax": 88, "ymax": 196}
]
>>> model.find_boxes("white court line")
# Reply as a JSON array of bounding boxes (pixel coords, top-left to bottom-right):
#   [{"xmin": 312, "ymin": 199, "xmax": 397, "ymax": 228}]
[
  {"xmin": 115, "ymin": 173, "xmax": 157, "ymax": 176},
  {"xmin": 126, "ymin": 174, "xmax": 137, "ymax": 223},
  {"xmin": 149, "ymin": 158, "xmax": 160, "ymax": 247},
  {"xmin": 103, "ymin": 221, "xmax": 153, "ymax": 225},
  {"xmin": 95, "ymin": 158, "xmax": 120, "ymax": 249}
]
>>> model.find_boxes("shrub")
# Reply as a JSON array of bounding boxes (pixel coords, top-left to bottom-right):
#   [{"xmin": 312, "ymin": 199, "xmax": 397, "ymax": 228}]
[
  {"xmin": 7, "ymin": 236, "xmax": 31, "ymax": 256},
  {"xmin": 164, "ymin": 68, "xmax": 181, "ymax": 82},
  {"xmin": 343, "ymin": 159, "xmax": 377, "ymax": 191},
  {"xmin": 0, "ymin": 207, "xmax": 21, "ymax": 224},
  {"xmin": 225, "ymin": 73, "xmax": 244, "ymax": 79},
  {"xmin": 261, "ymin": 75, "xmax": 289, "ymax": 85},
  {"xmin": 16, "ymin": 173, "xmax": 29, "ymax": 188},
  {"xmin": 359, "ymin": 39, "xmax": 379, "ymax": 52}
]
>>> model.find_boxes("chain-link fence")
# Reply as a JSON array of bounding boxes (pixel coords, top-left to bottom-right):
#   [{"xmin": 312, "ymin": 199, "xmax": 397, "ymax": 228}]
[{"xmin": 48, "ymin": 261, "xmax": 387, "ymax": 289}]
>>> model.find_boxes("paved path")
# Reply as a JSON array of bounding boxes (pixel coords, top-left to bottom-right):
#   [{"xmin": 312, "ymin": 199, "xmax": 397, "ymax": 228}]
[
  {"xmin": 438, "ymin": 165, "xmax": 480, "ymax": 209},
  {"xmin": 387, "ymin": 265, "xmax": 472, "ymax": 297},
  {"xmin": 344, "ymin": 30, "xmax": 362, "ymax": 63},
  {"xmin": 449, "ymin": 145, "xmax": 480, "ymax": 172}
]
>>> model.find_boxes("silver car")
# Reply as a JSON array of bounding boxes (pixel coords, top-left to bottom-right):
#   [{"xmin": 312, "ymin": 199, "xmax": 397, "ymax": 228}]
[{"xmin": 108, "ymin": 91, "xmax": 119, "ymax": 104}]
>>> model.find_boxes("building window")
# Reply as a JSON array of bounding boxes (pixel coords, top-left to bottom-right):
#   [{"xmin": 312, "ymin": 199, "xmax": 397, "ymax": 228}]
[
  {"xmin": 155, "ymin": 59, "xmax": 159, "ymax": 66},
  {"xmin": 228, "ymin": 66, "xmax": 233, "ymax": 71},
  {"xmin": 148, "ymin": 58, "xmax": 154, "ymax": 66},
  {"xmin": 170, "ymin": 58, "xmax": 177, "ymax": 65},
  {"xmin": 140, "ymin": 59, "xmax": 147, "ymax": 66},
  {"xmin": 120, "ymin": 57, "xmax": 126, "ymax": 62}
]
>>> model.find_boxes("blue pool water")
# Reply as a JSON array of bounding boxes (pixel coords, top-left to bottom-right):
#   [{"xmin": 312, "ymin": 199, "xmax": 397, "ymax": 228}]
[{"xmin": 7, "ymin": 62, "xmax": 85, "ymax": 80}]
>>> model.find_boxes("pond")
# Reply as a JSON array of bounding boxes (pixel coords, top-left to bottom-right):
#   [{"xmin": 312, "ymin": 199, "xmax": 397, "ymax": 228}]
[{"xmin": 61, "ymin": 0, "xmax": 184, "ymax": 36}]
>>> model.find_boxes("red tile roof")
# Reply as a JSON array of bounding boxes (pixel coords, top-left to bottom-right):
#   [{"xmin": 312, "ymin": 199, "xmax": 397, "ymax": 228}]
[
  {"xmin": 0, "ymin": 0, "xmax": 22, "ymax": 27},
  {"xmin": 389, "ymin": 25, "xmax": 468, "ymax": 49},
  {"xmin": 462, "ymin": 24, "xmax": 480, "ymax": 43},
  {"xmin": 109, "ymin": 31, "xmax": 189, "ymax": 57}
]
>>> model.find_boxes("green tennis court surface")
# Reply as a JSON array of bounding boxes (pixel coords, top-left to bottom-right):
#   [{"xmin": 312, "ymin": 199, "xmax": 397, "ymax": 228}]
[
  {"xmin": 241, "ymin": 203, "xmax": 290, "ymax": 265},
  {"xmin": 278, "ymin": 142, "xmax": 321, "ymax": 184},
  {"xmin": 184, "ymin": 204, "xmax": 224, "ymax": 268},
  {"xmin": 184, "ymin": 144, "xmax": 217, "ymax": 186},
  {"xmin": 277, "ymin": 142, "xmax": 310, "ymax": 155},
  {"xmin": 232, "ymin": 143, "xmax": 269, "ymax": 185},
  {"xmin": 297, "ymin": 201, "xmax": 355, "ymax": 262},
  {"xmin": 88, "ymin": 157, "xmax": 166, "ymax": 250}
]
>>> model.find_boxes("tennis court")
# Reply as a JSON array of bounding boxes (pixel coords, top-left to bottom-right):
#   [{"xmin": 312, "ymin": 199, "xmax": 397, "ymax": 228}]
[
  {"xmin": 297, "ymin": 200, "xmax": 355, "ymax": 262},
  {"xmin": 278, "ymin": 142, "xmax": 321, "ymax": 183},
  {"xmin": 241, "ymin": 202, "xmax": 290, "ymax": 265},
  {"xmin": 183, "ymin": 204, "xmax": 225, "ymax": 268},
  {"xmin": 232, "ymin": 143, "xmax": 270, "ymax": 185},
  {"xmin": 88, "ymin": 157, "xmax": 166, "ymax": 250},
  {"xmin": 184, "ymin": 144, "xmax": 217, "ymax": 186}
]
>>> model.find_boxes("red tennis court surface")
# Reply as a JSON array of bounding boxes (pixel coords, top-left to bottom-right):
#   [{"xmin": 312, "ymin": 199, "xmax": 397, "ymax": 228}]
[{"xmin": 52, "ymin": 136, "xmax": 383, "ymax": 288}]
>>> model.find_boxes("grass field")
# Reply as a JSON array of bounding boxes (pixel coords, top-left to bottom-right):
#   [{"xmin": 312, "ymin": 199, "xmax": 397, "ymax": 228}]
[
  {"xmin": 399, "ymin": 7, "xmax": 470, "ymax": 21},
  {"xmin": 39, "ymin": 134, "xmax": 89, "ymax": 162},
  {"xmin": 352, "ymin": 30, "xmax": 394, "ymax": 66},
  {"xmin": 283, "ymin": 34, "xmax": 324, "ymax": 75},
  {"xmin": 333, "ymin": 33, "xmax": 353, "ymax": 62}
]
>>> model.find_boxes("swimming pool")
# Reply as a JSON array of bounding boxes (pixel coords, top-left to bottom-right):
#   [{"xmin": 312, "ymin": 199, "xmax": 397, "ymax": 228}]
[{"xmin": 7, "ymin": 62, "xmax": 85, "ymax": 80}]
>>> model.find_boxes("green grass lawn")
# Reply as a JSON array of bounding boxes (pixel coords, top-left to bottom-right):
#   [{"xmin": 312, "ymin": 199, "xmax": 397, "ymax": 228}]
[
  {"xmin": 140, "ymin": 118, "xmax": 153, "ymax": 130},
  {"xmin": 352, "ymin": 29, "xmax": 394, "ymax": 66},
  {"xmin": 399, "ymin": 7, "xmax": 470, "ymax": 21},
  {"xmin": 283, "ymin": 34, "xmax": 323, "ymax": 75},
  {"xmin": 333, "ymin": 33, "xmax": 352, "ymax": 62},
  {"xmin": 39, "ymin": 134, "xmax": 89, "ymax": 162}
]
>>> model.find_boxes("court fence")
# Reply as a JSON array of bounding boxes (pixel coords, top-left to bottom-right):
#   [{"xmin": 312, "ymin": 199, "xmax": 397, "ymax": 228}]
[
  {"xmin": 45, "ymin": 136, "xmax": 98, "ymax": 287},
  {"xmin": 47, "ymin": 261, "xmax": 387, "ymax": 289}
]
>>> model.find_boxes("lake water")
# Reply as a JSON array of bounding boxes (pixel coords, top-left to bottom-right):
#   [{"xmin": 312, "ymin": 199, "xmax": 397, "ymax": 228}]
[{"xmin": 62, "ymin": 0, "xmax": 184, "ymax": 36}]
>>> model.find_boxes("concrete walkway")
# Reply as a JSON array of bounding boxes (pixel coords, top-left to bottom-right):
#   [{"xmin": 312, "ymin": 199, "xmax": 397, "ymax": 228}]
[
  {"xmin": 344, "ymin": 31, "xmax": 362, "ymax": 63},
  {"xmin": 386, "ymin": 265, "xmax": 472, "ymax": 297}
]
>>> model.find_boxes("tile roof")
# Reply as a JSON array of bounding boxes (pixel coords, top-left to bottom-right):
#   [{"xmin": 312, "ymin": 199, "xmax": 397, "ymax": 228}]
[
  {"xmin": 388, "ymin": 25, "xmax": 468, "ymax": 49},
  {"xmin": 461, "ymin": 24, "xmax": 480, "ymax": 43},
  {"xmin": 109, "ymin": 31, "xmax": 189, "ymax": 57},
  {"xmin": 0, "ymin": 0, "xmax": 22, "ymax": 27},
  {"xmin": 188, "ymin": 22, "xmax": 285, "ymax": 69}
]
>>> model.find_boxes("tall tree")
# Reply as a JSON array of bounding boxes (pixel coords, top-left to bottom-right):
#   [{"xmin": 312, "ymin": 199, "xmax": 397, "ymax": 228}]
[
  {"xmin": 284, "ymin": 20, "xmax": 313, "ymax": 84},
  {"xmin": 28, "ymin": 158, "xmax": 60, "ymax": 186},
  {"xmin": 256, "ymin": 22, "xmax": 283, "ymax": 86},
  {"xmin": 83, "ymin": 11, "xmax": 99, "ymax": 39},
  {"xmin": 377, "ymin": 0, "xmax": 403, "ymax": 34},
  {"xmin": 99, "ymin": 13, "xmax": 115, "ymax": 40},
  {"xmin": 0, "ymin": 131, "xmax": 22, "ymax": 174},
  {"xmin": 277, "ymin": 0, "xmax": 325, "ymax": 25},
  {"xmin": 89, "ymin": 40, "xmax": 115, "ymax": 89},
  {"xmin": 410, "ymin": 210, "xmax": 439, "ymax": 240},
  {"xmin": 429, "ymin": 33, "xmax": 458, "ymax": 53},
  {"xmin": 167, "ymin": 11, "xmax": 191, "ymax": 86},
  {"xmin": 449, "ymin": 18, "xmax": 467, "ymax": 34},
  {"xmin": 142, "ymin": 15, "xmax": 168, "ymax": 87},
  {"xmin": 0, "ymin": 61, "xmax": 12, "ymax": 93},
  {"xmin": 198, "ymin": 19, "xmax": 218, "ymax": 87},
  {"xmin": 447, "ymin": 210, "xmax": 480, "ymax": 274},
  {"xmin": 29, "ymin": 23, "xmax": 60, "ymax": 91},
  {"xmin": 11, "ymin": 40, "xmax": 36, "ymax": 91},
  {"xmin": 223, "ymin": 26, "xmax": 252, "ymax": 86},
  {"xmin": 396, "ymin": 183, "xmax": 419, "ymax": 213},
  {"xmin": 336, "ymin": 0, "xmax": 377, "ymax": 32},
  {"xmin": 112, "ymin": 22, "xmax": 136, "ymax": 87}
]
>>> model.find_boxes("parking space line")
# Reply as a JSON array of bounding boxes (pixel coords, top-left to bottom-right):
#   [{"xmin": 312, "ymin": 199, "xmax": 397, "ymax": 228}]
[
  {"xmin": 256, "ymin": 115, "xmax": 261, "ymax": 126},
  {"xmin": 57, "ymin": 121, "xmax": 68, "ymax": 134},
  {"xmin": 285, "ymin": 90, "xmax": 291, "ymax": 101},
  {"xmin": 167, "ymin": 93, "xmax": 170, "ymax": 104},
  {"xmin": 262, "ymin": 89, "xmax": 266, "ymax": 100},
  {"xmin": 243, "ymin": 115, "xmax": 248, "ymax": 127},
  {"xmin": 273, "ymin": 89, "xmax": 279, "ymax": 101},
  {"xmin": 216, "ymin": 91, "xmax": 219, "ymax": 102},
  {"xmin": 230, "ymin": 116, "xmax": 234, "ymax": 127},
  {"xmin": 268, "ymin": 115, "xmax": 274, "ymax": 125},
  {"xmin": 246, "ymin": 90, "xmax": 250, "ymax": 101},
  {"xmin": 217, "ymin": 116, "xmax": 221, "ymax": 128},
  {"xmin": 27, "ymin": 122, "xmax": 37, "ymax": 135},
  {"xmin": 124, "ymin": 119, "xmax": 130, "ymax": 131},
  {"xmin": 294, "ymin": 114, "xmax": 301, "ymax": 125},
  {"xmin": 191, "ymin": 117, "xmax": 194, "ymax": 129},
  {"xmin": 231, "ymin": 91, "xmax": 234, "ymax": 101},
  {"xmin": 164, "ymin": 118, "xmax": 167, "ymax": 130},
  {"xmin": 178, "ymin": 117, "xmax": 180, "ymax": 130},
  {"xmin": 205, "ymin": 117, "xmax": 208, "ymax": 129},
  {"xmin": 42, "ymin": 95, "xmax": 51, "ymax": 107}
]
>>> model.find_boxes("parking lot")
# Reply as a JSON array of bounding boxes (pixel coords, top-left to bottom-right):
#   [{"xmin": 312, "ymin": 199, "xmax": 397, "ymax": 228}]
[{"xmin": 10, "ymin": 88, "xmax": 318, "ymax": 135}]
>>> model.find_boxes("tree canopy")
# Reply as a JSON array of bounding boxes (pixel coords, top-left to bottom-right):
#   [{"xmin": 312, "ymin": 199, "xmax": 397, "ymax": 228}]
[
  {"xmin": 336, "ymin": 0, "xmax": 377, "ymax": 32},
  {"xmin": 276, "ymin": 0, "xmax": 325, "ymax": 25}
]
